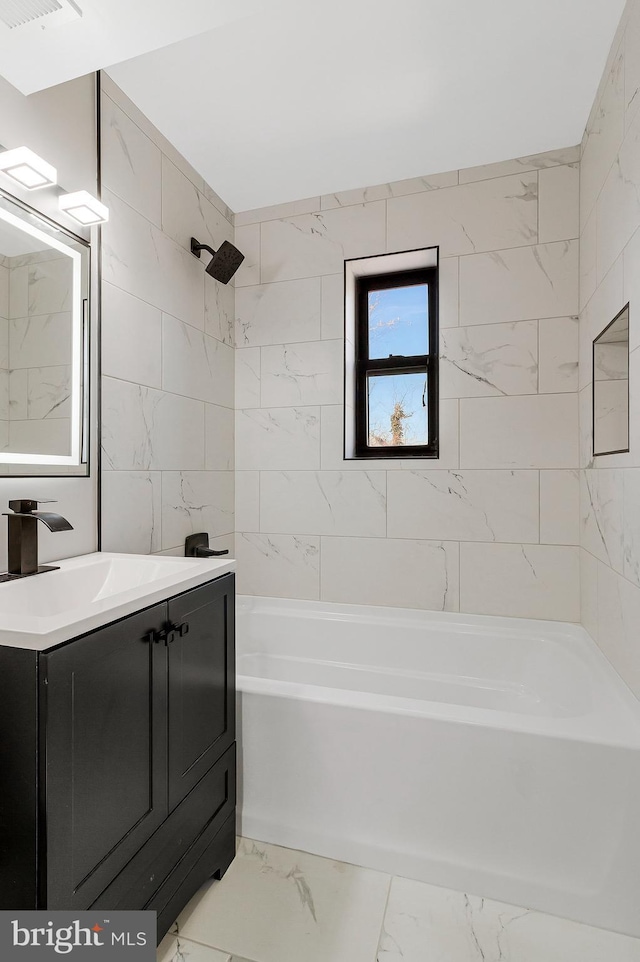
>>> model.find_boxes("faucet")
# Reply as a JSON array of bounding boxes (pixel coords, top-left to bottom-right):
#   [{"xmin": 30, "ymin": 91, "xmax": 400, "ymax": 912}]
[{"xmin": 2, "ymin": 499, "xmax": 73, "ymax": 579}]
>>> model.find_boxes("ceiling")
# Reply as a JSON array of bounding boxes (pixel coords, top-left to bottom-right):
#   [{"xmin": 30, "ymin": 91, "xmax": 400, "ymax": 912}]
[{"xmin": 1, "ymin": 0, "xmax": 627, "ymax": 211}]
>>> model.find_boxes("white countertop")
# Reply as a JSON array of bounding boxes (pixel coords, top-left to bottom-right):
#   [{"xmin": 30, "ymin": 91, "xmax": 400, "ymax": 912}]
[{"xmin": 0, "ymin": 552, "xmax": 236, "ymax": 651}]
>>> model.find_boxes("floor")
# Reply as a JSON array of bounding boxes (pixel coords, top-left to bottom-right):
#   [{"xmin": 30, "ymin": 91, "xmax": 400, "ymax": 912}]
[{"xmin": 157, "ymin": 838, "xmax": 640, "ymax": 962}]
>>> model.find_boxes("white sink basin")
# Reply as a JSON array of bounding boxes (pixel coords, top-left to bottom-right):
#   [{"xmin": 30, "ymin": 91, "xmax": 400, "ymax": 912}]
[{"xmin": 0, "ymin": 552, "xmax": 235, "ymax": 649}]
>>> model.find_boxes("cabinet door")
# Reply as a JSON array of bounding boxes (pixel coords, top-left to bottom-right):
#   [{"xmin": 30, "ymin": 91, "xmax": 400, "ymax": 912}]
[
  {"xmin": 167, "ymin": 574, "xmax": 235, "ymax": 810},
  {"xmin": 42, "ymin": 604, "xmax": 168, "ymax": 909}
]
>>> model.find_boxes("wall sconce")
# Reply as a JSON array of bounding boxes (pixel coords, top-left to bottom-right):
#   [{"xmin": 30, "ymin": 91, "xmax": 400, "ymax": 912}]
[
  {"xmin": 0, "ymin": 146, "xmax": 57, "ymax": 190},
  {"xmin": 58, "ymin": 190, "xmax": 109, "ymax": 226}
]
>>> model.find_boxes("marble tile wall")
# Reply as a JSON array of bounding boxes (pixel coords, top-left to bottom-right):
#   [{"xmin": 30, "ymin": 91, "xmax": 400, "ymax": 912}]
[
  {"xmin": 578, "ymin": 0, "xmax": 640, "ymax": 700},
  {"xmin": 233, "ymin": 146, "xmax": 581, "ymax": 620},
  {"xmin": 4, "ymin": 251, "xmax": 73, "ymax": 457},
  {"xmin": 100, "ymin": 76, "xmax": 235, "ymax": 556}
]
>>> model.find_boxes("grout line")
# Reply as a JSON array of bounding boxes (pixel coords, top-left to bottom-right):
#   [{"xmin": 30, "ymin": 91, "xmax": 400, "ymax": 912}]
[{"xmin": 373, "ymin": 874, "xmax": 394, "ymax": 961}]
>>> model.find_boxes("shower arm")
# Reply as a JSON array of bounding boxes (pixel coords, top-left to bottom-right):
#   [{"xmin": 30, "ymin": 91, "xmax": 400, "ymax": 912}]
[{"xmin": 190, "ymin": 238, "xmax": 217, "ymax": 259}]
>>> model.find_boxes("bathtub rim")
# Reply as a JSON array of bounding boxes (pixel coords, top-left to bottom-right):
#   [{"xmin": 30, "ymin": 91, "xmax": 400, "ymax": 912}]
[{"xmin": 236, "ymin": 593, "xmax": 640, "ymax": 749}]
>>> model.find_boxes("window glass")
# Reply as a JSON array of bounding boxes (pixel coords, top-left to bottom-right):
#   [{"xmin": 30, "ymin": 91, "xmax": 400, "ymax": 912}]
[
  {"xmin": 367, "ymin": 284, "xmax": 428, "ymax": 359},
  {"xmin": 367, "ymin": 371, "xmax": 428, "ymax": 447}
]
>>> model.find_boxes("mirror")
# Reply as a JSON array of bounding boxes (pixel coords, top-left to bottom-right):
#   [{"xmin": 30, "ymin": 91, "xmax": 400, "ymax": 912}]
[
  {"xmin": 593, "ymin": 304, "xmax": 629, "ymax": 457},
  {"xmin": 0, "ymin": 190, "xmax": 89, "ymax": 475}
]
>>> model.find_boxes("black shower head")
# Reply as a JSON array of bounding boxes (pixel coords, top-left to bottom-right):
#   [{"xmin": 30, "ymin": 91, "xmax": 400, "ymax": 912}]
[{"xmin": 190, "ymin": 237, "xmax": 245, "ymax": 284}]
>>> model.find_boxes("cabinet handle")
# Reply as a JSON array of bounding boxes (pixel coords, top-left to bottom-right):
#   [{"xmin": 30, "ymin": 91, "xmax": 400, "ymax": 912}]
[{"xmin": 143, "ymin": 622, "xmax": 189, "ymax": 645}]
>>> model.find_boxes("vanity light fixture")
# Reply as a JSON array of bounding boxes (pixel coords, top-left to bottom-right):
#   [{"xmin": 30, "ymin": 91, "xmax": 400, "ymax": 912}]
[
  {"xmin": 59, "ymin": 190, "xmax": 109, "ymax": 226},
  {"xmin": 0, "ymin": 146, "xmax": 57, "ymax": 190}
]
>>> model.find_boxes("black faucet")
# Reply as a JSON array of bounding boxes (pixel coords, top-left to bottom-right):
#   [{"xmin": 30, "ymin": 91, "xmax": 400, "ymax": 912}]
[
  {"xmin": 185, "ymin": 532, "xmax": 229, "ymax": 558},
  {"xmin": 2, "ymin": 499, "xmax": 73, "ymax": 580}
]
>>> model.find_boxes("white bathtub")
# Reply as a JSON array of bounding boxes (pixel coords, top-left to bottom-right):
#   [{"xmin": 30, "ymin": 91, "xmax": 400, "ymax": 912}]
[{"xmin": 235, "ymin": 595, "xmax": 640, "ymax": 936}]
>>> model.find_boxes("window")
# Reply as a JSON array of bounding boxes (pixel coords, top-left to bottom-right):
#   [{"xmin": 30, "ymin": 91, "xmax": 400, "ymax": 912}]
[{"xmin": 348, "ymin": 258, "xmax": 438, "ymax": 458}]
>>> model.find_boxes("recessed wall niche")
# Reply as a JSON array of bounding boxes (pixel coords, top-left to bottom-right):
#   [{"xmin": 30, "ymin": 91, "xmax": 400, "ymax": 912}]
[{"xmin": 593, "ymin": 304, "xmax": 630, "ymax": 457}]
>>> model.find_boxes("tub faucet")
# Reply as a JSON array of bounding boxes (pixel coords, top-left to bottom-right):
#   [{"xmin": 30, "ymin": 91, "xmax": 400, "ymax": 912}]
[{"xmin": 2, "ymin": 499, "xmax": 73, "ymax": 579}]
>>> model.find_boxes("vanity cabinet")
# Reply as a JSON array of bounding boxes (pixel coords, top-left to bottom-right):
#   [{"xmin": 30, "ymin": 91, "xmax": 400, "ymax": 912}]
[{"xmin": 0, "ymin": 572, "xmax": 235, "ymax": 940}]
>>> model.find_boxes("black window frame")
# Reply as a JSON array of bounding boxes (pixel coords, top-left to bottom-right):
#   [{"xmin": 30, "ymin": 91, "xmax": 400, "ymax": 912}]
[{"xmin": 353, "ymin": 266, "xmax": 439, "ymax": 458}]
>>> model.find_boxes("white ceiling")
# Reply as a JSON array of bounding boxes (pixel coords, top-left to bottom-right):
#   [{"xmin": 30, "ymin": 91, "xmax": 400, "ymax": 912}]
[
  {"xmin": 0, "ymin": 0, "xmax": 627, "ymax": 212},
  {"xmin": 107, "ymin": 0, "xmax": 626, "ymax": 210},
  {"xmin": 0, "ymin": 0, "xmax": 267, "ymax": 95}
]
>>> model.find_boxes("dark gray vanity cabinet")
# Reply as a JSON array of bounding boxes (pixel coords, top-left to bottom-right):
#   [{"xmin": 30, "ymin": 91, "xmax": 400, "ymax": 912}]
[{"xmin": 0, "ymin": 572, "xmax": 236, "ymax": 941}]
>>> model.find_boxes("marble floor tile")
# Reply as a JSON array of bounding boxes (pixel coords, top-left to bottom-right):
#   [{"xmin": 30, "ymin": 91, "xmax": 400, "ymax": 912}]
[
  {"xmin": 157, "ymin": 934, "xmax": 231, "ymax": 961},
  {"xmin": 175, "ymin": 838, "xmax": 390, "ymax": 962},
  {"xmin": 376, "ymin": 876, "xmax": 640, "ymax": 962}
]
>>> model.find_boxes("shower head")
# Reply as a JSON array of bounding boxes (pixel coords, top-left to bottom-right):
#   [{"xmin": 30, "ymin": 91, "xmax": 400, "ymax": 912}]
[{"xmin": 190, "ymin": 237, "xmax": 245, "ymax": 284}]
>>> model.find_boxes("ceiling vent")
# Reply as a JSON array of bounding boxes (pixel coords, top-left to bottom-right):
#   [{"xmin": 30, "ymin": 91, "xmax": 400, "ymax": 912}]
[{"xmin": 0, "ymin": 0, "xmax": 81, "ymax": 32}]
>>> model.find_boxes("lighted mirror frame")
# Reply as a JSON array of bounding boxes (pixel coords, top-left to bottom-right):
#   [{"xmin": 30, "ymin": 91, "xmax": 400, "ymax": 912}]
[{"xmin": 0, "ymin": 200, "xmax": 84, "ymax": 467}]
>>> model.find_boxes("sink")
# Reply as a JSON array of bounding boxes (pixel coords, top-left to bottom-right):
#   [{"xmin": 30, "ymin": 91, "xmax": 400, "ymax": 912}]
[{"xmin": 0, "ymin": 552, "xmax": 235, "ymax": 649}]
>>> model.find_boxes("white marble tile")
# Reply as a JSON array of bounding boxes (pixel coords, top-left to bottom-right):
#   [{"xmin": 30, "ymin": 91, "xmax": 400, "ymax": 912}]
[
  {"xmin": 235, "ymin": 533, "xmax": 320, "ymax": 599},
  {"xmin": 321, "ymin": 171, "xmax": 460, "ymax": 210},
  {"xmin": 540, "ymin": 470, "xmax": 580, "ymax": 545},
  {"xmin": 459, "ymin": 241, "xmax": 578, "ymax": 326},
  {"xmin": 101, "ymin": 471, "xmax": 162, "ymax": 554},
  {"xmin": 236, "ymin": 407, "xmax": 320, "ymax": 470},
  {"xmin": 235, "ymin": 196, "xmax": 320, "ymax": 227},
  {"xmin": 440, "ymin": 321, "xmax": 537, "ymax": 398},
  {"xmin": 102, "ymin": 377, "xmax": 204, "ymax": 471},
  {"xmin": 178, "ymin": 838, "xmax": 389, "ymax": 962},
  {"xmin": 236, "ymin": 277, "xmax": 321, "ymax": 347},
  {"xmin": 538, "ymin": 315, "xmax": 579, "ymax": 393},
  {"xmin": 387, "ymin": 470, "xmax": 539, "ymax": 543},
  {"xmin": 261, "ymin": 471, "xmax": 386, "ymax": 537},
  {"xmin": 460, "ymin": 394, "xmax": 578, "ymax": 469},
  {"xmin": 580, "ymin": 209, "xmax": 597, "ymax": 312},
  {"xmin": 579, "ymin": 384, "xmax": 593, "ymax": 470},
  {"xmin": 8, "ymin": 264, "xmax": 27, "ymax": 319},
  {"xmin": 157, "ymin": 935, "xmax": 231, "ymax": 962},
  {"xmin": 624, "ymin": 228, "xmax": 640, "ymax": 353},
  {"xmin": 581, "ymin": 42, "xmax": 625, "ymax": 226},
  {"xmin": 162, "ymin": 314, "xmax": 234, "ymax": 408},
  {"xmin": 596, "ymin": 560, "xmax": 640, "ymax": 700},
  {"xmin": 235, "ymin": 471, "xmax": 259, "ymax": 532},
  {"xmin": 162, "ymin": 154, "xmax": 232, "ymax": 256},
  {"xmin": 28, "ymin": 258, "xmax": 73, "ymax": 316},
  {"xmin": 8, "ymin": 369, "xmax": 26, "ymax": 420},
  {"xmin": 260, "ymin": 340, "xmax": 342, "ymax": 407},
  {"xmin": 626, "ymin": 0, "xmax": 640, "ymax": 130},
  {"xmin": 234, "ymin": 224, "xmax": 260, "ymax": 288},
  {"xmin": 580, "ymin": 469, "xmax": 624, "ymax": 573},
  {"xmin": 458, "ymin": 146, "xmax": 580, "ymax": 185},
  {"xmin": 320, "ymin": 274, "xmax": 344, "ymax": 340},
  {"xmin": 235, "ymin": 348, "xmax": 261, "ymax": 409},
  {"xmin": 101, "ymin": 94, "xmax": 162, "ymax": 226},
  {"xmin": 27, "ymin": 365, "xmax": 71, "ymax": 420},
  {"xmin": 202, "ymin": 183, "xmax": 233, "ymax": 226},
  {"xmin": 376, "ymin": 874, "xmax": 640, "ymax": 962},
  {"xmin": 10, "ymin": 313, "xmax": 71, "ymax": 369},
  {"xmin": 580, "ymin": 255, "xmax": 624, "ymax": 391},
  {"xmin": 581, "ymin": 548, "xmax": 599, "ymax": 641},
  {"xmin": 538, "ymin": 164, "xmax": 579, "ymax": 243},
  {"xmin": 321, "ymin": 536, "xmax": 459, "ymax": 611},
  {"xmin": 261, "ymin": 203, "xmax": 386, "ymax": 282},
  {"xmin": 102, "ymin": 283, "xmax": 162, "ymax": 388},
  {"xmin": 0, "ymin": 369, "xmax": 8, "ymax": 422},
  {"xmin": 388, "ymin": 173, "xmax": 537, "ymax": 256},
  {"xmin": 623, "ymin": 468, "xmax": 640, "ymax": 586},
  {"xmin": 102, "ymin": 188, "xmax": 205, "ymax": 329},
  {"xmin": 0, "ymin": 265, "xmax": 8, "ymax": 319},
  {"xmin": 161, "ymin": 471, "xmax": 234, "ymax": 549},
  {"xmin": 597, "ymin": 106, "xmax": 640, "ymax": 283},
  {"xmin": 205, "ymin": 275, "xmax": 235, "ymax": 346},
  {"xmin": 460, "ymin": 543, "xmax": 580, "ymax": 621},
  {"xmin": 8, "ymin": 417, "xmax": 70, "ymax": 457},
  {"xmin": 205, "ymin": 403, "xmax": 234, "ymax": 471},
  {"xmin": 438, "ymin": 257, "xmax": 459, "ymax": 329}
]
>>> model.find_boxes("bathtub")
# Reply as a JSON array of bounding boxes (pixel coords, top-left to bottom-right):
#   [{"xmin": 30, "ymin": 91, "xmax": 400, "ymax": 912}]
[{"xmin": 235, "ymin": 595, "xmax": 640, "ymax": 936}]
